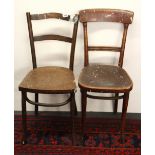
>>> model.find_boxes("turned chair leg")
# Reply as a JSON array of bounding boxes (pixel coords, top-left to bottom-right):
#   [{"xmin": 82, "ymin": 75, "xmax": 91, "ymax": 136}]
[
  {"xmin": 114, "ymin": 93, "xmax": 118, "ymax": 114},
  {"xmin": 121, "ymin": 92, "xmax": 129, "ymax": 143},
  {"xmin": 70, "ymin": 93, "xmax": 76, "ymax": 145},
  {"xmin": 81, "ymin": 90, "xmax": 87, "ymax": 136},
  {"xmin": 35, "ymin": 93, "xmax": 38, "ymax": 116},
  {"xmin": 21, "ymin": 92, "xmax": 27, "ymax": 145}
]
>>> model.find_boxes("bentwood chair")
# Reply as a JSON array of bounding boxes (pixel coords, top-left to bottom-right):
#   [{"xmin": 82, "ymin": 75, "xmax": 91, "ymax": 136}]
[
  {"xmin": 78, "ymin": 9, "xmax": 134, "ymax": 142},
  {"xmin": 19, "ymin": 12, "xmax": 78, "ymax": 145}
]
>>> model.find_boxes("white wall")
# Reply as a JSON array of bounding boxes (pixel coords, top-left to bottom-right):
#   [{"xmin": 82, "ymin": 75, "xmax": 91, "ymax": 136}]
[{"xmin": 14, "ymin": 0, "xmax": 141, "ymax": 113}]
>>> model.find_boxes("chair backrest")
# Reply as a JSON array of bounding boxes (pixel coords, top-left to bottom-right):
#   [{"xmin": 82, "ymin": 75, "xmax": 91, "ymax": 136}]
[
  {"xmin": 26, "ymin": 12, "xmax": 79, "ymax": 71},
  {"xmin": 79, "ymin": 9, "xmax": 134, "ymax": 67}
]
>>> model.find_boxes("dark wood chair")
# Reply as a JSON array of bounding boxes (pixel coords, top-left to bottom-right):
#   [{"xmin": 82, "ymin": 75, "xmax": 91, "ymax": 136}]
[
  {"xmin": 19, "ymin": 12, "xmax": 79, "ymax": 145},
  {"xmin": 78, "ymin": 9, "xmax": 134, "ymax": 142}
]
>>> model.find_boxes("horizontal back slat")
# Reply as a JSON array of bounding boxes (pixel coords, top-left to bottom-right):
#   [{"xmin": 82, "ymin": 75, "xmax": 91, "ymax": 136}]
[
  {"xmin": 31, "ymin": 12, "xmax": 70, "ymax": 21},
  {"xmin": 79, "ymin": 9, "xmax": 134, "ymax": 24},
  {"xmin": 88, "ymin": 46, "xmax": 121, "ymax": 52},
  {"xmin": 33, "ymin": 34, "xmax": 72, "ymax": 43}
]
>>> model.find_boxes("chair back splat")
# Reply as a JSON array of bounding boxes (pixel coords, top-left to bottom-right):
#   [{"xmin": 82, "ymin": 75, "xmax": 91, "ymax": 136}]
[
  {"xmin": 26, "ymin": 12, "xmax": 79, "ymax": 70},
  {"xmin": 79, "ymin": 9, "xmax": 134, "ymax": 67}
]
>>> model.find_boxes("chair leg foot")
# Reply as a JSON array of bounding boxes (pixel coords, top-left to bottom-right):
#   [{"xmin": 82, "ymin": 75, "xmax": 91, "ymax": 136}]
[{"xmin": 22, "ymin": 140, "xmax": 27, "ymax": 145}]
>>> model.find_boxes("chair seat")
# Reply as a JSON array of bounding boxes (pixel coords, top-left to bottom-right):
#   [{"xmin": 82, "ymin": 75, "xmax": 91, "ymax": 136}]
[
  {"xmin": 78, "ymin": 64, "xmax": 133, "ymax": 93},
  {"xmin": 19, "ymin": 66, "xmax": 76, "ymax": 94}
]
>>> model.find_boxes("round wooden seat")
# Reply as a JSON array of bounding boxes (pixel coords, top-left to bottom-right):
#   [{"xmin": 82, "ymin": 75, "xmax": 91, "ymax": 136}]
[
  {"xmin": 19, "ymin": 66, "xmax": 76, "ymax": 94},
  {"xmin": 78, "ymin": 64, "xmax": 133, "ymax": 93}
]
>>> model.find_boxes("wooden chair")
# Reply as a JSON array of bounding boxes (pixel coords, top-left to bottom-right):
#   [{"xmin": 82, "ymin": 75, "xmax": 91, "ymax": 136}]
[
  {"xmin": 78, "ymin": 9, "xmax": 134, "ymax": 142},
  {"xmin": 19, "ymin": 12, "xmax": 79, "ymax": 145}
]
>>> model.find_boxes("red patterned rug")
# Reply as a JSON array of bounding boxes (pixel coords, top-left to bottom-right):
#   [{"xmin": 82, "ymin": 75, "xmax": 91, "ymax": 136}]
[{"xmin": 14, "ymin": 114, "xmax": 141, "ymax": 155}]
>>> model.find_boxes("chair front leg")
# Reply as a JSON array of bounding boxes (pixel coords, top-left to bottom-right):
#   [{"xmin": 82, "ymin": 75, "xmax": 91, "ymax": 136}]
[
  {"xmin": 70, "ymin": 92, "xmax": 76, "ymax": 145},
  {"xmin": 114, "ymin": 93, "xmax": 119, "ymax": 114},
  {"xmin": 121, "ymin": 92, "xmax": 129, "ymax": 143},
  {"xmin": 35, "ymin": 93, "xmax": 39, "ymax": 116},
  {"xmin": 81, "ymin": 90, "xmax": 87, "ymax": 136},
  {"xmin": 73, "ymin": 95, "xmax": 77, "ymax": 116},
  {"xmin": 21, "ymin": 91, "xmax": 27, "ymax": 144}
]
